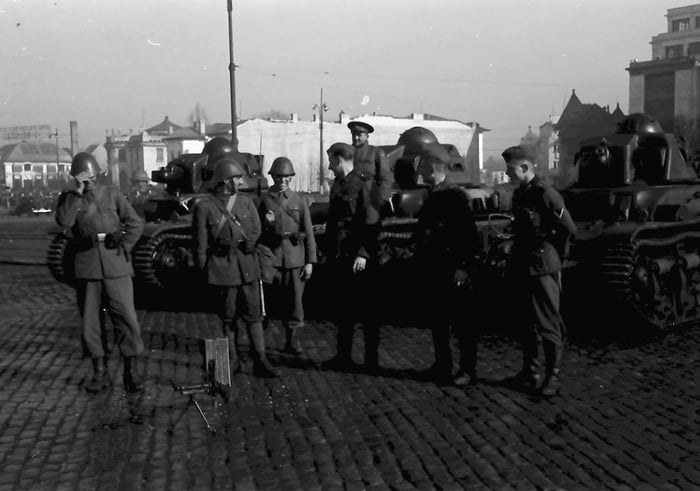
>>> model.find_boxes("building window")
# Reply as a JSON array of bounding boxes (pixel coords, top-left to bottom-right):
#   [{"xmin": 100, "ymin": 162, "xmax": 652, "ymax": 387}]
[
  {"xmin": 24, "ymin": 164, "xmax": 31, "ymax": 171},
  {"xmin": 696, "ymin": 16, "xmax": 700, "ymax": 28},
  {"xmin": 689, "ymin": 41, "xmax": 700, "ymax": 56},
  {"xmin": 666, "ymin": 44, "xmax": 684, "ymax": 59},
  {"xmin": 118, "ymin": 148, "xmax": 126, "ymax": 161},
  {"xmin": 672, "ymin": 18, "xmax": 690, "ymax": 32},
  {"xmin": 156, "ymin": 148, "xmax": 164, "ymax": 163}
]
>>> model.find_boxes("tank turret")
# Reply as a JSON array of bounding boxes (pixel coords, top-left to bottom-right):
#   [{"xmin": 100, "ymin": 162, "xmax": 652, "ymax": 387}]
[{"xmin": 562, "ymin": 112, "xmax": 700, "ymax": 330}]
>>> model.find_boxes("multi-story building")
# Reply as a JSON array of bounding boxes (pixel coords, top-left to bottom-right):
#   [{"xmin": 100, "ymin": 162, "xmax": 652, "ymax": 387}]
[{"xmin": 628, "ymin": 3, "xmax": 700, "ymax": 146}]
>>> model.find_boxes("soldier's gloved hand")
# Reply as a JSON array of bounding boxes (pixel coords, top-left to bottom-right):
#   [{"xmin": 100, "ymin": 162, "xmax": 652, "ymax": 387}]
[
  {"xmin": 300, "ymin": 263, "xmax": 313, "ymax": 281},
  {"xmin": 73, "ymin": 171, "xmax": 91, "ymax": 194},
  {"xmin": 353, "ymin": 256, "xmax": 367, "ymax": 273},
  {"xmin": 238, "ymin": 240, "xmax": 256, "ymax": 254},
  {"xmin": 454, "ymin": 269, "xmax": 468, "ymax": 287}
]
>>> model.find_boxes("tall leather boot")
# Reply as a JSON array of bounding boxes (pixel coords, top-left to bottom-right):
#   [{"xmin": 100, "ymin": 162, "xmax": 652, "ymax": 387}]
[
  {"xmin": 515, "ymin": 330, "xmax": 541, "ymax": 392},
  {"xmin": 85, "ymin": 357, "xmax": 112, "ymax": 394},
  {"xmin": 123, "ymin": 356, "xmax": 144, "ymax": 393},
  {"xmin": 363, "ymin": 324, "xmax": 380, "ymax": 372},
  {"xmin": 540, "ymin": 342, "xmax": 563, "ymax": 397},
  {"xmin": 283, "ymin": 324, "xmax": 303, "ymax": 356},
  {"xmin": 249, "ymin": 322, "xmax": 279, "ymax": 378},
  {"xmin": 223, "ymin": 320, "xmax": 241, "ymax": 375},
  {"xmin": 428, "ymin": 323, "xmax": 453, "ymax": 383},
  {"xmin": 322, "ymin": 322, "xmax": 354, "ymax": 370},
  {"xmin": 453, "ymin": 330, "xmax": 478, "ymax": 386}
]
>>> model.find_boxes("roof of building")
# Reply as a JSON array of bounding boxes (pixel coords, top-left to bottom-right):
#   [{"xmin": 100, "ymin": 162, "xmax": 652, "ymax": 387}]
[
  {"xmin": 162, "ymin": 127, "xmax": 206, "ymax": 140},
  {"xmin": 0, "ymin": 142, "xmax": 72, "ymax": 164},
  {"xmin": 556, "ymin": 89, "xmax": 624, "ymax": 132},
  {"xmin": 145, "ymin": 115, "xmax": 182, "ymax": 135}
]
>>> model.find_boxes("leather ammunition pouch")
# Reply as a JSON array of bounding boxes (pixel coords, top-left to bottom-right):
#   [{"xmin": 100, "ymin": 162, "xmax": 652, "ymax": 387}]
[
  {"xmin": 104, "ymin": 231, "xmax": 125, "ymax": 250},
  {"xmin": 211, "ymin": 239, "xmax": 232, "ymax": 257}
]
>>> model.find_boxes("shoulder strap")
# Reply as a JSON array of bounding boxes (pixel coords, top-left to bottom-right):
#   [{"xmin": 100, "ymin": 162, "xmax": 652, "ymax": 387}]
[
  {"xmin": 214, "ymin": 194, "xmax": 243, "ymax": 239},
  {"xmin": 262, "ymin": 193, "xmax": 300, "ymax": 225}
]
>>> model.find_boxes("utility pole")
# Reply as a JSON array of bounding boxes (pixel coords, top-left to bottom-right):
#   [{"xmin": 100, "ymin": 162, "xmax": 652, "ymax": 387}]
[
  {"xmin": 49, "ymin": 129, "xmax": 60, "ymax": 191},
  {"xmin": 313, "ymin": 88, "xmax": 328, "ymax": 193},
  {"xmin": 227, "ymin": 0, "xmax": 238, "ymax": 151}
]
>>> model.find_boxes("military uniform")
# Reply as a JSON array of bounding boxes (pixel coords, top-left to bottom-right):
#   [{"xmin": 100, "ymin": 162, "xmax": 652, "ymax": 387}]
[
  {"xmin": 414, "ymin": 176, "xmax": 481, "ymax": 382},
  {"xmin": 55, "ymin": 183, "xmax": 144, "ymax": 391},
  {"xmin": 323, "ymin": 169, "xmax": 381, "ymax": 369},
  {"xmin": 510, "ymin": 175, "xmax": 577, "ymax": 393},
  {"xmin": 258, "ymin": 188, "xmax": 317, "ymax": 350},
  {"xmin": 193, "ymin": 193, "xmax": 262, "ymax": 323},
  {"xmin": 353, "ymin": 141, "xmax": 392, "ymax": 207}
]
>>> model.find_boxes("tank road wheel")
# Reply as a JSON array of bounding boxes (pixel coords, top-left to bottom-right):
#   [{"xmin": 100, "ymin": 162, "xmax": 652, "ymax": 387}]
[
  {"xmin": 46, "ymin": 234, "xmax": 75, "ymax": 286},
  {"xmin": 132, "ymin": 233, "xmax": 194, "ymax": 290},
  {"xmin": 601, "ymin": 242, "xmax": 700, "ymax": 331}
]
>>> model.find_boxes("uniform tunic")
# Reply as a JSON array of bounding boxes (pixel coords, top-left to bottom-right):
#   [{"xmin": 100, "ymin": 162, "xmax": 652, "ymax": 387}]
[
  {"xmin": 258, "ymin": 188, "xmax": 317, "ymax": 327},
  {"xmin": 55, "ymin": 185, "xmax": 144, "ymax": 358},
  {"xmin": 193, "ymin": 193, "xmax": 262, "ymax": 323},
  {"xmin": 353, "ymin": 142, "xmax": 393, "ymax": 207},
  {"xmin": 510, "ymin": 176, "xmax": 577, "ymax": 363}
]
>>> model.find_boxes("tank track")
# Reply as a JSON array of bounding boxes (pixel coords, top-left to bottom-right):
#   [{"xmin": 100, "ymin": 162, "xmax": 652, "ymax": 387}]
[
  {"xmin": 132, "ymin": 232, "xmax": 193, "ymax": 289},
  {"xmin": 46, "ymin": 234, "xmax": 74, "ymax": 286},
  {"xmin": 600, "ymin": 232, "xmax": 700, "ymax": 331}
]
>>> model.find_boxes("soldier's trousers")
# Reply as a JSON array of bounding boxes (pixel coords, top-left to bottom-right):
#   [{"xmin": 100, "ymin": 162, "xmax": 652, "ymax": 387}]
[
  {"xmin": 221, "ymin": 281, "xmax": 262, "ymax": 324},
  {"xmin": 265, "ymin": 267, "xmax": 305, "ymax": 329},
  {"xmin": 75, "ymin": 276, "xmax": 144, "ymax": 358},
  {"xmin": 520, "ymin": 272, "xmax": 566, "ymax": 373}
]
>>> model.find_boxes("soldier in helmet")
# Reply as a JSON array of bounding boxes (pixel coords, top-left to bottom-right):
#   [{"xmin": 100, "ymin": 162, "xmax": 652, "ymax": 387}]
[
  {"xmin": 347, "ymin": 121, "xmax": 393, "ymax": 217},
  {"xmin": 55, "ymin": 152, "xmax": 145, "ymax": 394},
  {"xmin": 413, "ymin": 144, "xmax": 482, "ymax": 386},
  {"xmin": 321, "ymin": 142, "xmax": 382, "ymax": 372},
  {"xmin": 257, "ymin": 157, "xmax": 317, "ymax": 356},
  {"xmin": 193, "ymin": 158, "xmax": 278, "ymax": 378},
  {"xmin": 501, "ymin": 145, "xmax": 577, "ymax": 397}
]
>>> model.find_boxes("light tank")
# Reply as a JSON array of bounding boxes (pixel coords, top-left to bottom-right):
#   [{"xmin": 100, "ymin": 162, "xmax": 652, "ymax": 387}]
[{"xmin": 562, "ymin": 113, "xmax": 700, "ymax": 330}]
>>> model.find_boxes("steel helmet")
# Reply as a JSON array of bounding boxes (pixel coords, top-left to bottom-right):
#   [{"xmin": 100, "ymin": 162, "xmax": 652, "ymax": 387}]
[
  {"xmin": 269, "ymin": 157, "xmax": 295, "ymax": 176},
  {"xmin": 616, "ymin": 113, "xmax": 663, "ymax": 135},
  {"xmin": 203, "ymin": 137, "xmax": 236, "ymax": 165},
  {"xmin": 213, "ymin": 158, "xmax": 244, "ymax": 183},
  {"xmin": 397, "ymin": 127, "xmax": 439, "ymax": 156},
  {"xmin": 131, "ymin": 169, "xmax": 150, "ymax": 183},
  {"xmin": 70, "ymin": 152, "xmax": 100, "ymax": 177}
]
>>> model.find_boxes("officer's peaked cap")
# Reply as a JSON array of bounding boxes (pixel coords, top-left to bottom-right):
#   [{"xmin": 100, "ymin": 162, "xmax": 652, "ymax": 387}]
[
  {"xmin": 501, "ymin": 145, "xmax": 536, "ymax": 163},
  {"xmin": 347, "ymin": 121, "xmax": 374, "ymax": 134}
]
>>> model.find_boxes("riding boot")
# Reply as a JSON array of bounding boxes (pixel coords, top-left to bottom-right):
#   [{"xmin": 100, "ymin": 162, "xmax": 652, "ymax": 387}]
[
  {"xmin": 223, "ymin": 320, "xmax": 241, "ymax": 375},
  {"xmin": 363, "ymin": 324, "xmax": 380, "ymax": 372},
  {"xmin": 86, "ymin": 357, "xmax": 112, "ymax": 394},
  {"xmin": 249, "ymin": 322, "xmax": 279, "ymax": 378},
  {"xmin": 540, "ymin": 341, "xmax": 563, "ymax": 397},
  {"xmin": 123, "ymin": 356, "xmax": 144, "ymax": 393},
  {"xmin": 283, "ymin": 324, "xmax": 303, "ymax": 356},
  {"xmin": 514, "ymin": 330, "xmax": 541, "ymax": 391}
]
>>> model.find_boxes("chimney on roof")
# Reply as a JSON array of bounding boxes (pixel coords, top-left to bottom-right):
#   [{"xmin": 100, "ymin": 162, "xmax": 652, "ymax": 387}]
[
  {"xmin": 194, "ymin": 119, "xmax": 206, "ymax": 136},
  {"xmin": 412, "ymin": 113, "xmax": 424, "ymax": 122},
  {"xmin": 69, "ymin": 121, "xmax": 79, "ymax": 155},
  {"xmin": 339, "ymin": 111, "xmax": 350, "ymax": 125},
  {"xmin": 290, "ymin": 113, "xmax": 298, "ymax": 123}
]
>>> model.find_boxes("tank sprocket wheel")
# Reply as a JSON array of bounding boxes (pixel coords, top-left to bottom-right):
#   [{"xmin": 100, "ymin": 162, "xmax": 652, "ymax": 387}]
[
  {"xmin": 132, "ymin": 233, "xmax": 193, "ymax": 289},
  {"xmin": 46, "ymin": 234, "xmax": 75, "ymax": 286}
]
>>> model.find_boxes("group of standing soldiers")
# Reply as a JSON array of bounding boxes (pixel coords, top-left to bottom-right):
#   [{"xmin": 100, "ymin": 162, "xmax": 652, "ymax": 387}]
[{"xmin": 55, "ymin": 121, "xmax": 577, "ymax": 398}]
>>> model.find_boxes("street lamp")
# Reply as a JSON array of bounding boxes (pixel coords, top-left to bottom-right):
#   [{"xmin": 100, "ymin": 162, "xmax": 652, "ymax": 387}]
[
  {"xmin": 312, "ymin": 88, "xmax": 328, "ymax": 193},
  {"xmin": 49, "ymin": 129, "xmax": 60, "ymax": 191}
]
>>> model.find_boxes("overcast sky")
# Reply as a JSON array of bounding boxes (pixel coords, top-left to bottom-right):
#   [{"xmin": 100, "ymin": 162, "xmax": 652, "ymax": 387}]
[{"xmin": 0, "ymin": 0, "xmax": 692, "ymax": 157}]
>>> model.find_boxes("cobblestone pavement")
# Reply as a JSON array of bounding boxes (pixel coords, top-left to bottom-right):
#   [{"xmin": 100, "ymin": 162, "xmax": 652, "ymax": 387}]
[{"xmin": 0, "ymin": 264, "xmax": 699, "ymax": 490}]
